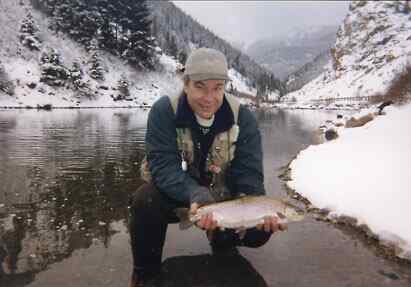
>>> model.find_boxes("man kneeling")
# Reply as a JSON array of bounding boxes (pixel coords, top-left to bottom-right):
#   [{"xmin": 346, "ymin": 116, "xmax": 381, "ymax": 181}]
[{"xmin": 129, "ymin": 48, "xmax": 284, "ymax": 287}]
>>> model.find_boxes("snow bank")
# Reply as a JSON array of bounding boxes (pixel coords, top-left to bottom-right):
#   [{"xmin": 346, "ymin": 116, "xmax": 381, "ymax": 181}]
[{"xmin": 287, "ymin": 103, "xmax": 411, "ymax": 259}]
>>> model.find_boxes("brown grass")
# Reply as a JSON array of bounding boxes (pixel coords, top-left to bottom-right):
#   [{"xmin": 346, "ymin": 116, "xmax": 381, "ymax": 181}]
[
  {"xmin": 345, "ymin": 113, "xmax": 375, "ymax": 128},
  {"xmin": 371, "ymin": 65, "xmax": 411, "ymax": 104}
]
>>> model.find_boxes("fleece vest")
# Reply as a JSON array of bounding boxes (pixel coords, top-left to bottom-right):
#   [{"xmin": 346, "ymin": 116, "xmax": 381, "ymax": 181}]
[{"xmin": 141, "ymin": 94, "xmax": 241, "ymax": 200}]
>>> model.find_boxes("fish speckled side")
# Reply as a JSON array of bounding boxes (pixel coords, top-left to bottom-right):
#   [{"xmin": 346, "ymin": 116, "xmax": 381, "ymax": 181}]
[{"xmin": 188, "ymin": 196, "xmax": 304, "ymax": 229}]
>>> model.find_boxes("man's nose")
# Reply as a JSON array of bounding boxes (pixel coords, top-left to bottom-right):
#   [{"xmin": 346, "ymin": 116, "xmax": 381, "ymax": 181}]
[{"xmin": 201, "ymin": 90, "xmax": 214, "ymax": 101}]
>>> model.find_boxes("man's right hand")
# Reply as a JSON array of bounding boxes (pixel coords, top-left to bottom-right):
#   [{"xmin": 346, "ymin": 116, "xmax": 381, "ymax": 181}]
[{"xmin": 190, "ymin": 203, "xmax": 218, "ymax": 230}]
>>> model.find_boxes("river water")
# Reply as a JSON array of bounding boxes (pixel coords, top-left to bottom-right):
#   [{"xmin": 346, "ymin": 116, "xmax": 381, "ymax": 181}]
[{"xmin": 0, "ymin": 108, "xmax": 410, "ymax": 287}]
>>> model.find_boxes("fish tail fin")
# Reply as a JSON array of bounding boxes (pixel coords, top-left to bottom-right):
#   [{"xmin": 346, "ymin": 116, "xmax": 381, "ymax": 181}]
[{"xmin": 175, "ymin": 208, "xmax": 194, "ymax": 230}]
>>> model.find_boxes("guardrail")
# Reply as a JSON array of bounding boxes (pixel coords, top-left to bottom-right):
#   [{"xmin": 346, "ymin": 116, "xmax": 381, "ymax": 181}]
[{"xmin": 309, "ymin": 95, "xmax": 390, "ymax": 103}]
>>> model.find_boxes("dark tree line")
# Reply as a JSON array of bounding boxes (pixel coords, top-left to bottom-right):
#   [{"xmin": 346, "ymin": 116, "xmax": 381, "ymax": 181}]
[
  {"xmin": 150, "ymin": 1, "xmax": 285, "ymax": 97},
  {"xmin": 30, "ymin": 0, "xmax": 157, "ymax": 69}
]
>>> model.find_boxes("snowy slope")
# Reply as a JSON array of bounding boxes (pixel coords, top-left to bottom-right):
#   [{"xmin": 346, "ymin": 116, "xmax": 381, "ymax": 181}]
[
  {"xmin": 285, "ymin": 50, "xmax": 331, "ymax": 93},
  {"xmin": 285, "ymin": 1, "xmax": 411, "ymax": 104},
  {"xmin": 0, "ymin": 1, "xmax": 257, "ymax": 108},
  {"xmin": 0, "ymin": 1, "xmax": 183, "ymax": 108},
  {"xmin": 228, "ymin": 69, "xmax": 257, "ymax": 96},
  {"xmin": 246, "ymin": 25, "xmax": 338, "ymax": 81},
  {"xmin": 287, "ymin": 103, "xmax": 411, "ymax": 260}
]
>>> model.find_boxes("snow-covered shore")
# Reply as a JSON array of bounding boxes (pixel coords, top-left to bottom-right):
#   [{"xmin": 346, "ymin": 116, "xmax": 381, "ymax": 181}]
[{"xmin": 286, "ymin": 103, "xmax": 411, "ymax": 260}]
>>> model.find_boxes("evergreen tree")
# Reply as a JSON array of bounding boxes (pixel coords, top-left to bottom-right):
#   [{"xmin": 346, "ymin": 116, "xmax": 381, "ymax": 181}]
[
  {"xmin": 51, "ymin": 1, "xmax": 73, "ymax": 33},
  {"xmin": 88, "ymin": 39, "xmax": 105, "ymax": 81},
  {"xmin": 69, "ymin": 60, "xmax": 87, "ymax": 90},
  {"xmin": 73, "ymin": 3, "xmax": 100, "ymax": 45},
  {"xmin": 31, "ymin": 0, "xmax": 159, "ymax": 70},
  {"xmin": 0, "ymin": 61, "xmax": 15, "ymax": 96},
  {"xmin": 98, "ymin": 18, "xmax": 118, "ymax": 53},
  {"xmin": 119, "ymin": 0, "xmax": 157, "ymax": 69},
  {"xmin": 39, "ymin": 47, "xmax": 69, "ymax": 87},
  {"xmin": 168, "ymin": 34, "xmax": 178, "ymax": 59},
  {"xmin": 19, "ymin": 10, "xmax": 42, "ymax": 51},
  {"xmin": 178, "ymin": 50, "xmax": 187, "ymax": 65},
  {"xmin": 115, "ymin": 74, "xmax": 130, "ymax": 101}
]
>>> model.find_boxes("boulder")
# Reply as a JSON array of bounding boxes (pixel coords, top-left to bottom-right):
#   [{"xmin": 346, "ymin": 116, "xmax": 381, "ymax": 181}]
[
  {"xmin": 345, "ymin": 113, "xmax": 375, "ymax": 128},
  {"xmin": 325, "ymin": 128, "xmax": 339, "ymax": 141}
]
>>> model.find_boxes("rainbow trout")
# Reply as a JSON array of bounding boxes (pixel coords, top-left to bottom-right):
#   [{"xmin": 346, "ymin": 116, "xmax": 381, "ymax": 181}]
[{"xmin": 176, "ymin": 195, "xmax": 304, "ymax": 230}]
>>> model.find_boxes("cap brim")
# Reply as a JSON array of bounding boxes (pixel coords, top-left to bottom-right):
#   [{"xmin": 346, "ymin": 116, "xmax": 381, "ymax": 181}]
[{"xmin": 188, "ymin": 73, "xmax": 230, "ymax": 81}]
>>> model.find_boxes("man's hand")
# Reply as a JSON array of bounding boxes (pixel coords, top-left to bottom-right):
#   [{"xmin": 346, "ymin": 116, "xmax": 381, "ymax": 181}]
[
  {"xmin": 256, "ymin": 216, "xmax": 288, "ymax": 233},
  {"xmin": 190, "ymin": 203, "xmax": 218, "ymax": 231}
]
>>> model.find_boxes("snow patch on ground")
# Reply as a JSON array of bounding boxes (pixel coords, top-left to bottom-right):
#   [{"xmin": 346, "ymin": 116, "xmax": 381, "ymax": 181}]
[{"xmin": 287, "ymin": 103, "xmax": 411, "ymax": 259}]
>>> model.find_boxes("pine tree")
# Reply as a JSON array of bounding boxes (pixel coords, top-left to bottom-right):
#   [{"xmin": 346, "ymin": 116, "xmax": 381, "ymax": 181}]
[
  {"xmin": 69, "ymin": 60, "xmax": 87, "ymax": 90},
  {"xmin": 168, "ymin": 34, "xmax": 178, "ymax": 59},
  {"xmin": 74, "ymin": 3, "xmax": 100, "ymax": 45},
  {"xmin": 88, "ymin": 39, "xmax": 105, "ymax": 81},
  {"xmin": 119, "ymin": 0, "xmax": 158, "ymax": 69},
  {"xmin": 98, "ymin": 18, "xmax": 118, "ymax": 53},
  {"xmin": 178, "ymin": 50, "xmax": 187, "ymax": 65},
  {"xmin": 39, "ymin": 47, "xmax": 69, "ymax": 87},
  {"xmin": 51, "ymin": 1, "xmax": 72, "ymax": 33},
  {"xmin": 115, "ymin": 74, "xmax": 130, "ymax": 101},
  {"xmin": 19, "ymin": 10, "xmax": 42, "ymax": 51},
  {"xmin": 0, "ymin": 61, "xmax": 15, "ymax": 96}
]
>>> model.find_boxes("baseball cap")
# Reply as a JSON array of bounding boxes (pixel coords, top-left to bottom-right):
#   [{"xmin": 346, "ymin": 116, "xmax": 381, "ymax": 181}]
[{"xmin": 184, "ymin": 48, "xmax": 230, "ymax": 81}]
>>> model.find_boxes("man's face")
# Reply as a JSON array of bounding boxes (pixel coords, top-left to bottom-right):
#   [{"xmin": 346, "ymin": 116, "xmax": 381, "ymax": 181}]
[{"xmin": 184, "ymin": 79, "xmax": 225, "ymax": 119}]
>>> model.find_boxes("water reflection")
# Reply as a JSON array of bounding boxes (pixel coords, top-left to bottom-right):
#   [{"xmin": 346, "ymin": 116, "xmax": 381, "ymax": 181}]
[
  {"xmin": 0, "ymin": 109, "xmax": 148, "ymax": 286},
  {"xmin": 255, "ymin": 108, "xmax": 342, "ymax": 197},
  {"xmin": 0, "ymin": 108, "xmax": 347, "ymax": 286}
]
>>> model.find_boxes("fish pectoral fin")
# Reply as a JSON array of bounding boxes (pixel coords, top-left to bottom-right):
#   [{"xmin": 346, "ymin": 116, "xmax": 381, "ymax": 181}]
[{"xmin": 175, "ymin": 208, "xmax": 194, "ymax": 230}]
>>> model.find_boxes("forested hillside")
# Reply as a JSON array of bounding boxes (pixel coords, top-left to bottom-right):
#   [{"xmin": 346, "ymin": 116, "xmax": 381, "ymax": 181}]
[
  {"xmin": 0, "ymin": 0, "xmax": 284, "ymax": 108},
  {"xmin": 149, "ymin": 1, "xmax": 284, "ymax": 98}
]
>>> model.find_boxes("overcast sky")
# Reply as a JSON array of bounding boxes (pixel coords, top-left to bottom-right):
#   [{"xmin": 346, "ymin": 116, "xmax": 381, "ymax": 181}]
[{"xmin": 173, "ymin": 1, "xmax": 350, "ymax": 46}]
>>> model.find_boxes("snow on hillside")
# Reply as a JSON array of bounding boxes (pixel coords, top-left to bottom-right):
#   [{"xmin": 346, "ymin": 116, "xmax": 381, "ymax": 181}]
[
  {"xmin": 0, "ymin": 1, "xmax": 257, "ymax": 109},
  {"xmin": 0, "ymin": 1, "xmax": 182, "ymax": 108},
  {"xmin": 228, "ymin": 68, "xmax": 257, "ymax": 96},
  {"xmin": 284, "ymin": 1, "xmax": 411, "ymax": 105},
  {"xmin": 287, "ymin": 103, "xmax": 411, "ymax": 260},
  {"xmin": 228, "ymin": 69, "xmax": 280, "ymax": 104},
  {"xmin": 1, "ymin": 52, "xmax": 182, "ymax": 108}
]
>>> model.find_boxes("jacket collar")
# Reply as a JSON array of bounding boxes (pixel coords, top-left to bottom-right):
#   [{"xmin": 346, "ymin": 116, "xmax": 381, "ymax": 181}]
[{"xmin": 175, "ymin": 93, "xmax": 235, "ymax": 134}]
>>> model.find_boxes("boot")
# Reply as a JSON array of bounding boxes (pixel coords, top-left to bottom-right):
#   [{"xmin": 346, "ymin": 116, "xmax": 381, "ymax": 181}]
[{"xmin": 207, "ymin": 230, "xmax": 239, "ymax": 256}]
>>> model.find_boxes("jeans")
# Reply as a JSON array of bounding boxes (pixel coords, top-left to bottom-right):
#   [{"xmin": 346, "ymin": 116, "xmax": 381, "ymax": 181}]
[{"xmin": 129, "ymin": 183, "xmax": 271, "ymax": 281}]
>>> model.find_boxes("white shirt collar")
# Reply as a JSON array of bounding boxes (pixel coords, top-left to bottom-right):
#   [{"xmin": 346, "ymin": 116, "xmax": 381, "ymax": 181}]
[{"xmin": 195, "ymin": 114, "xmax": 215, "ymax": 127}]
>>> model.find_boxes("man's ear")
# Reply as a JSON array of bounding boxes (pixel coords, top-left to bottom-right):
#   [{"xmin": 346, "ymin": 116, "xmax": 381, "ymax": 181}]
[{"xmin": 183, "ymin": 82, "xmax": 189, "ymax": 94}]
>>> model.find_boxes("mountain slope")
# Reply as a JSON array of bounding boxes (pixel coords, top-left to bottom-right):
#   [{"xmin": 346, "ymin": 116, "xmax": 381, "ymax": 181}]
[
  {"xmin": 246, "ymin": 25, "xmax": 338, "ymax": 80},
  {"xmin": 0, "ymin": 1, "xmax": 266, "ymax": 108},
  {"xmin": 285, "ymin": 1, "xmax": 411, "ymax": 104},
  {"xmin": 0, "ymin": 1, "xmax": 185, "ymax": 108},
  {"xmin": 150, "ymin": 1, "xmax": 284, "ymax": 97},
  {"xmin": 285, "ymin": 51, "xmax": 331, "ymax": 93}
]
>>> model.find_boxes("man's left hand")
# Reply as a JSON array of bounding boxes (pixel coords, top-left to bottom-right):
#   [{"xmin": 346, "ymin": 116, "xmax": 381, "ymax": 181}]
[
  {"xmin": 190, "ymin": 203, "xmax": 218, "ymax": 231},
  {"xmin": 256, "ymin": 216, "xmax": 287, "ymax": 233}
]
